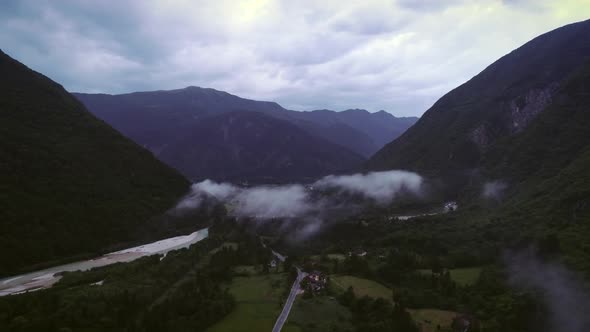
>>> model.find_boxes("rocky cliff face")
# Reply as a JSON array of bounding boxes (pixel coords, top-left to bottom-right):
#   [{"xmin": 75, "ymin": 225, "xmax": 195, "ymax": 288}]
[
  {"xmin": 508, "ymin": 85, "xmax": 557, "ymax": 134},
  {"xmin": 469, "ymin": 83, "xmax": 558, "ymax": 150}
]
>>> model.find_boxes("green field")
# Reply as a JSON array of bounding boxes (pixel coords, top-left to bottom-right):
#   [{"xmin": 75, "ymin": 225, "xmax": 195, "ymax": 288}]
[
  {"xmin": 207, "ymin": 274, "xmax": 299, "ymax": 332},
  {"xmin": 326, "ymin": 253, "xmax": 347, "ymax": 261},
  {"xmin": 417, "ymin": 267, "xmax": 483, "ymax": 286},
  {"xmin": 408, "ymin": 309, "xmax": 457, "ymax": 332},
  {"xmin": 233, "ymin": 265, "xmax": 260, "ymax": 275},
  {"xmin": 449, "ymin": 267, "xmax": 482, "ymax": 285},
  {"xmin": 331, "ymin": 275, "xmax": 392, "ymax": 300},
  {"xmin": 310, "ymin": 253, "xmax": 347, "ymax": 262},
  {"xmin": 329, "ymin": 276, "xmax": 457, "ymax": 331},
  {"xmin": 209, "ymin": 242, "xmax": 238, "ymax": 254},
  {"xmin": 286, "ymin": 296, "xmax": 353, "ymax": 332}
]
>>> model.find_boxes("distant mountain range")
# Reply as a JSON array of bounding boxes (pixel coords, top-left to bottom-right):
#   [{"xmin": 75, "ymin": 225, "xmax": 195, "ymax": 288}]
[
  {"xmin": 368, "ymin": 19, "xmax": 590, "ymax": 221},
  {"xmin": 0, "ymin": 49, "xmax": 190, "ymax": 275},
  {"xmin": 157, "ymin": 111, "xmax": 365, "ymax": 182},
  {"xmin": 74, "ymin": 88, "xmax": 417, "ymax": 182}
]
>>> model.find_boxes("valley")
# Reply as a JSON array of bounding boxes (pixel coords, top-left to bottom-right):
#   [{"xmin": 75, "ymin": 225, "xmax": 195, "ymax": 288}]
[{"xmin": 1, "ymin": 5, "xmax": 589, "ymax": 332}]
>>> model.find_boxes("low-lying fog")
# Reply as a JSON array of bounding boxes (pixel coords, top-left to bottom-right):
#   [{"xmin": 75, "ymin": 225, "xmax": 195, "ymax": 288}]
[{"xmin": 175, "ymin": 170, "xmax": 424, "ymax": 239}]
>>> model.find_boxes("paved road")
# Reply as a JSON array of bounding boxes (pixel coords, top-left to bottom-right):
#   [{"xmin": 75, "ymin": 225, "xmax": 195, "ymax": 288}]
[
  {"xmin": 263, "ymin": 238, "xmax": 301, "ymax": 332},
  {"xmin": 272, "ymin": 267, "xmax": 307, "ymax": 332}
]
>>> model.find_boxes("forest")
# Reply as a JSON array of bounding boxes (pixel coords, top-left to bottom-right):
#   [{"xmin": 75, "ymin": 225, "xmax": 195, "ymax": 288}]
[{"xmin": 0, "ymin": 219, "xmax": 274, "ymax": 332}]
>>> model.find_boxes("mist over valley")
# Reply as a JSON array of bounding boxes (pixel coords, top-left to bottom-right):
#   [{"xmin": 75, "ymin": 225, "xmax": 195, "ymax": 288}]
[{"xmin": 1, "ymin": 3, "xmax": 590, "ymax": 332}]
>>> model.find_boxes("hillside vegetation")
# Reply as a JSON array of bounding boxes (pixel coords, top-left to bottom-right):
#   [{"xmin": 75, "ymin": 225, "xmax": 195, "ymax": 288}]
[{"xmin": 0, "ymin": 50, "xmax": 189, "ymax": 276}]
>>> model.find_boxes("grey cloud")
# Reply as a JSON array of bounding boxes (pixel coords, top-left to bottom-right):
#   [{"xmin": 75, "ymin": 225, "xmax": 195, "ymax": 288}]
[
  {"xmin": 174, "ymin": 170, "xmax": 424, "ymax": 238},
  {"xmin": 234, "ymin": 185, "xmax": 312, "ymax": 219},
  {"xmin": 482, "ymin": 180, "xmax": 508, "ymax": 200},
  {"xmin": 395, "ymin": 0, "xmax": 465, "ymax": 12},
  {"xmin": 505, "ymin": 249, "xmax": 590, "ymax": 332},
  {"xmin": 1, "ymin": 0, "xmax": 588, "ymax": 116},
  {"xmin": 315, "ymin": 170, "xmax": 423, "ymax": 204}
]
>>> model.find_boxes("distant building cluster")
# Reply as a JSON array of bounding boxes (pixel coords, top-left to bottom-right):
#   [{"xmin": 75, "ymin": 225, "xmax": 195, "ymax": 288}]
[
  {"xmin": 301, "ymin": 270, "xmax": 328, "ymax": 294},
  {"xmin": 445, "ymin": 201, "xmax": 458, "ymax": 212},
  {"xmin": 348, "ymin": 248, "xmax": 367, "ymax": 257}
]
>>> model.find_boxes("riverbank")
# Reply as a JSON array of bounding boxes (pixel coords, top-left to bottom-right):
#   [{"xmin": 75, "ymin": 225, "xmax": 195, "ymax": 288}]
[{"xmin": 0, "ymin": 228, "xmax": 208, "ymax": 296}]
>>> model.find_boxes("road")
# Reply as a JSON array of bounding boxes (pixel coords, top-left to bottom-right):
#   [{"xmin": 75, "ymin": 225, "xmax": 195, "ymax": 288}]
[
  {"xmin": 262, "ymin": 237, "xmax": 304, "ymax": 332},
  {"xmin": 272, "ymin": 267, "xmax": 307, "ymax": 332}
]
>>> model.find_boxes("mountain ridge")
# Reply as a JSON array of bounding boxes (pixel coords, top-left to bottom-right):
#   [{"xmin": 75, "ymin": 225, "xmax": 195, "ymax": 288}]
[
  {"xmin": 74, "ymin": 87, "xmax": 417, "ymax": 181},
  {"xmin": 0, "ymin": 49, "xmax": 190, "ymax": 275},
  {"xmin": 367, "ymin": 19, "xmax": 590, "ymax": 176},
  {"xmin": 158, "ymin": 110, "xmax": 365, "ymax": 182},
  {"xmin": 75, "ymin": 86, "xmax": 417, "ymax": 158}
]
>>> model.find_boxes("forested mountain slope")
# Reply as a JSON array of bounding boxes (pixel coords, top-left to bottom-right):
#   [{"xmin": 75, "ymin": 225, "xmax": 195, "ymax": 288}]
[
  {"xmin": 74, "ymin": 88, "xmax": 416, "ymax": 172},
  {"xmin": 368, "ymin": 19, "xmax": 590, "ymax": 176},
  {"xmin": 158, "ymin": 111, "xmax": 365, "ymax": 182},
  {"xmin": 0, "ymin": 50, "xmax": 190, "ymax": 275}
]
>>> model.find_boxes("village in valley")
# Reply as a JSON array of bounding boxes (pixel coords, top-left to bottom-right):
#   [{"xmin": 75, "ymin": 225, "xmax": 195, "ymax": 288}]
[{"xmin": 263, "ymin": 241, "xmax": 480, "ymax": 332}]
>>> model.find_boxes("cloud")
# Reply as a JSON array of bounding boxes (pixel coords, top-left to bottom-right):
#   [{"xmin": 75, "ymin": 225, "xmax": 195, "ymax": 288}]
[
  {"xmin": 175, "ymin": 180, "xmax": 237, "ymax": 209},
  {"xmin": 505, "ymin": 249, "xmax": 590, "ymax": 332},
  {"xmin": 315, "ymin": 170, "xmax": 423, "ymax": 203},
  {"xmin": 1, "ymin": 0, "xmax": 589, "ymax": 115},
  {"xmin": 174, "ymin": 170, "xmax": 424, "ymax": 237},
  {"xmin": 482, "ymin": 180, "xmax": 508, "ymax": 200},
  {"xmin": 234, "ymin": 185, "xmax": 311, "ymax": 219}
]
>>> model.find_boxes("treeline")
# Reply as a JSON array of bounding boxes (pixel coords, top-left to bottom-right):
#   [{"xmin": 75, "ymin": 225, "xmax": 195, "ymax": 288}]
[
  {"xmin": 287, "ymin": 216, "xmax": 557, "ymax": 332},
  {"xmin": 324, "ymin": 251, "xmax": 541, "ymax": 331},
  {"xmin": 337, "ymin": 286, "xmax": 418, "ymax": 332}
]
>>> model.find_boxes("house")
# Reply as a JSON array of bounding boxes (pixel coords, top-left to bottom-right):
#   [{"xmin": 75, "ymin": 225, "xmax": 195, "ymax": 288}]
[
  {"xmin": 445, "ymin": 201, "xmax": 458, "ymax": 212},
  {"xmin": 348, "ymin": 248, "xmax": 367, "ymax": 257},
  {"xmin": 452, "ymin": 314, "xmax": 480, "ymax": 332},
  {"xmin": 269, "ymin": 259, "xmax": 277, "ymax": 268},
  {"xmin": 302, "ymin": 270, "xmax": 328, "ymax": 293}
]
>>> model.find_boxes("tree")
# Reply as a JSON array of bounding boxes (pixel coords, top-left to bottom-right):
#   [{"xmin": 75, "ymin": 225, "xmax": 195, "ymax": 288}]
[
  {"xmin": 338, "ymin": 286, "xmax": 356, "ymax": 306},
  {"xmin": 391, "ymin": 302, "xmax": 419, "ymax": 332},
  {"xmin": 430, "ymin": 256, "xmax": 442, "ymax": 275}
]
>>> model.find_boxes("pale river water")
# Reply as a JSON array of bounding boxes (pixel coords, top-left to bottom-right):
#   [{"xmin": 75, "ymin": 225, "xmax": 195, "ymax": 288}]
[{"xmin": 0, "ymin": 228, "xmax": 208, "ymax": 296}]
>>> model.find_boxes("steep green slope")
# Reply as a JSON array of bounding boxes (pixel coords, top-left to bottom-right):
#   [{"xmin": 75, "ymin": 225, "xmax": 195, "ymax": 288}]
[
  {"xmin": 487, "ymin": 63, "xmax": 590, "ymax": 270},
  {"xmin": 364, "ymin": 20, "xmax": 590, "ymax": 273},
  {"xmin": 0, "ymin": 50, "xmax": 189, "ymax": 275},
  {"xmin": 367, "ymin": 19, "xmax": 590, "ymax": 174},
  {"xmin": 484, "ymin": 59, "xmax": 590, "ymax": 184}
]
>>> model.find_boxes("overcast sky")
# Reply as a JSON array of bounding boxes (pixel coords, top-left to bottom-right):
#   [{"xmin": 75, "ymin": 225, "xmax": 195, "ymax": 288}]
[{"xmin": 1, "ymin": 0, "xmax": 589, "ymax": 116}]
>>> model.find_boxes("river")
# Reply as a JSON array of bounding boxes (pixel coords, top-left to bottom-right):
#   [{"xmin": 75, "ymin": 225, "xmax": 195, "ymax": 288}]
[{"xmin": 0, "ymin": 228, "xmax": 209, "ymax": 296}]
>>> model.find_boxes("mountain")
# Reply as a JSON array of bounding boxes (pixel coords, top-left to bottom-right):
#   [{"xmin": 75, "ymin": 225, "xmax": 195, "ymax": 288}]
[
  {"xmin": 73, "ymin": 88, "xmax": 416, "ymax": 169},
  {"xmin": 158, "ymin": 111, "xmax": 365, "ymax": 182},
  {"xmin": 0, "ymin": 50, "xmax": 190, "ymax": 275},
  {"xmin": 291, "ymin": 109, "xmax": 418, "ymax": 158},
  {"xmin": 367, "ymin": 19, "xmax": 590, "ymax": 179},
  {"xmin": 366, "ymin": 20, "xmax": 590, "ymax": 239},
  {"xmin": 289, "ymin": 108, "xmax": 418, "ymax": 157},
  {"xmin": 486, "ymin": 58, "xmax": 590, "ymax": 222}
]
